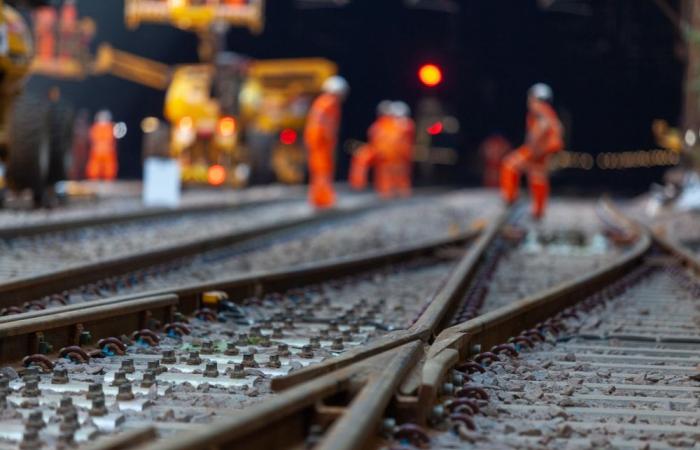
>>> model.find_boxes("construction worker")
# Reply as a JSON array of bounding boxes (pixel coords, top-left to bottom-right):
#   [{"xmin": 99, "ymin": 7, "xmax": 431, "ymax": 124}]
[
  {"xmin": 480, "ymin": 134, "xmax": 512, "ymax": 188},
  {"xmin": 304, "ymin": 75, "xmax": 349, "ymax": 208},
  {"xmin": 500, "ymin": 83, "xmax": 563, "ymax": 218},
  {"xmin": 350, "ymin": 101, "xmax": 415, "ymax": 198},
  {"xmin": 86, "ymin": 110, "xmax": 118, "ymax": 181},
  {"xmin": 34, "ymin": 6, "xmax": 56, "ymax": 61}
]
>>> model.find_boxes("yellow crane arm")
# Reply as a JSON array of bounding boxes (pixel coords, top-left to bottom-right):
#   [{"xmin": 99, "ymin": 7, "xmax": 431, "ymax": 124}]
[{"xmin": 93, "ymin": 44, "xmax": 170, "ymax": 91}]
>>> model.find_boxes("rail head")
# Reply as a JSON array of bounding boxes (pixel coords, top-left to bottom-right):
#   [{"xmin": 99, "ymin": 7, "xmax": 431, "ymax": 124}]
[{"xmin": 413, "ymin": 224, "xmax": 652, "ymax": 417}]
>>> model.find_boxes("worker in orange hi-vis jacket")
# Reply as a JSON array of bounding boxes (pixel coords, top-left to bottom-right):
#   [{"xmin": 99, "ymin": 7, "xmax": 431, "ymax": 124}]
[
  {"xmin": 304, "ymin": 76, "xmax": 349, "ymax": 208},
  {"xmin": 350, "ymin": 101, "xmax": 415, "ymax": 199},
  {"xmin": 34, "ymin": 6, "xmax": 57, "ymax": 61},
  {"xmin": 500, "ymin": 83, "xmax": 564, "ymax": 219},
  {"xmin": 86, "ymin": 110, "xmax": 118, "ymax": 181}
]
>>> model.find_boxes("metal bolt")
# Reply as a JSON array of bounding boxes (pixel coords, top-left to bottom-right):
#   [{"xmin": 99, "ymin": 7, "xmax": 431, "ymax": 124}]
[
  {"xmin": 120, "ymin": 359, "xmax": 135, "ymax": 374},
  {"xmin": 186, "ymin": 351, "xmax": 202, "ymax": 365},
  {"xmin": 230, "ymin": 364, "xmax": 245, "ymax": 379},
  {"xmin": 57, "ymin": 429, "xmax": 75, "ymax": 447},
  {"xmin": 242, "ymin": 353, "xmax": 258, "ymax": 368},
  {"xmin": 203, "ymin": 362, "xmax": 219, "ymax": 378},
  {"xmin": 429, "ymin": 405, "xmax": 445, "ymax": 425},
  {"xmin": 147, "ymin": 360, "xmax": 165, "ymax": 374},
  {"xmin": 161, "ymin": 350, "xmax": 176, "ymax": 365},
  {"xmin": 78, "ymin": 331, "xmax": 92, "ymax": 346},
  {"xmin": 266, "ymin": 354, "xmax": 281, "ymax": 369},
  {"xmin": 277, "ymin": 343, "xmax": 290, "ymax": 357},
  {"xmin": 236, "ymin": 333, "xmax": 249, "ymax": 346},
  {"xmin": 249, "ymin": 326, "xmax": 261, "ymax": 337},
  {"xmin": 57, "ymin": 397, "xmax": 74, "ymax": 415},
  {"xmin": 112, "ymin": 371, "xmax": 128, "ymax": 387},
  {"xmin": 25, "ymin": 410, "xmax": 45, "ymax": 430},
  {"xmin": 200, "ymin": 341, "xmax": 214, "ymax": 355},
  {"xmin": 259, "ymin": 335, "xmax": 271, "ymax": 347},
  {"xmin": 299, "ymin": 345, "xmax": 314, "ymax": 359},
  {"xmin": 18, "ymin": 427, "xmax": 42, "ymax": 450},
  {"xmin": 441, "ymin": 382, "xmax": 454, "ymax": 396},
  {"xmin": 319, "ymin": 329, "xmax": 329, "ymax": 339},
  {"xmin": 328, "ymin": 320, "xmax": 339, "ymax": 332},
  {"xmin": 225, "ymin": 342, "xmax": 239, "ymax": 356},
  {"xmin": 272, "ymin": 327, "xmax": 284, "ymax": 339},
  {"xmin": 59, "ymin": 410, "xmax": 79, "ymax": 433},
  {"xmin": 90, "ymin": 396, "xmax": 108, "ymax": 417},
  {"xmin": 22, "ymin": 380, "xmax": 40, "ymax": 397},
  {"xmin": 331, "ymin": 337, "xmax": 344, "ymax": 351},
  {"xmin": 283, "ymin": 318, "xmax": 295, "ymax": 330},
  {"xmin": 117, "ymin": 383, "xmax": 135, "ymax": 401},
  {"xmin": 309, "ymin": 336, "xmax": 321, "ymax": 349},
  {"xmin": 86, "ymin": 383, "xmax": 103, "ymax": 400},
  {"xmin": 51, "ymin": 368, "xmax": 69, "ymax": 385},
  {"xmin": 141, "ymin": 370, "xmax": 156, "ymax": 388},
  {"xmin": 23, "ymin": 367, "xmax": 39, "ymax": 383}
]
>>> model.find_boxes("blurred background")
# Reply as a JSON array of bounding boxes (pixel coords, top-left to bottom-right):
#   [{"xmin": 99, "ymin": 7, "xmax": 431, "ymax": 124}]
[{"xmin": 14, "ymin": 0, "xmax": 694, "ymax": 193}]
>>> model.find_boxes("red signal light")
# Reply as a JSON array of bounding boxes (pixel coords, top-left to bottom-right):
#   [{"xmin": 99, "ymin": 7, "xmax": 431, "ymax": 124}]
[
  {"xmin": 218, "ymin": 117, "xmax": 237, "ymax": 137},
  {"xmin": 426, "ymin": 122, "xmax": 443, "ymax": 135},
  {"xmin": 208, "ymin": 165, "xmax": 227, "ymax": 186},
  {"xmin": 419, "ymin": 64, "xmax": 443, "ymax": 87},
  {"xmin": 280, "ymin": 128, "xmax": 298, "ymax": 145}
]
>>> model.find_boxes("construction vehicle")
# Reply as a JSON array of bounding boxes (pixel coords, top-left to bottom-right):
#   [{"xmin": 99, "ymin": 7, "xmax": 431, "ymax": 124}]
[
  {"xmin": 0, "ymin": 0, "xmax": 76, "ymax": 207},
  {"xmin": 121, "ymin": 0, "xmax": 338, "ymax": 186}
]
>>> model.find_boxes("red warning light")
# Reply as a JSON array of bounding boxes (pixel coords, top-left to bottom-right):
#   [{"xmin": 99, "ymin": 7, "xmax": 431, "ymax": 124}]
[
  {"xmin": 280, "ymin": 128, "xmax": 298, "ymax": 145},
  {"xmin": 208, "ymin": 165, "xmax": 227, "ymax": 186},
  {"xmin": 426, "ymin": 122, "xmax": 443, "ymax": 135},
  {"xmin": 419, "ymin": 64, "xmax": 443, "ymax": 87}
]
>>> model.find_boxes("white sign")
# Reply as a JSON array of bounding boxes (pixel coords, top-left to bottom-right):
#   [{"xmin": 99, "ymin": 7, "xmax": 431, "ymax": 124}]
[{"xmin": 143, "ymin": 157, "xmax": 181, "ymax": 208}]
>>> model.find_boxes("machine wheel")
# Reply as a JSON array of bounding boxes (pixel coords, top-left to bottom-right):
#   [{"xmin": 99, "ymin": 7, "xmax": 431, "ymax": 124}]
[
  {"xmin": 47, "ymin": 102, "xmax": 75, "ymax": 184},
  {"xmin": 6, "ymin": 93, "xmax": 52, "ymax": 207}
]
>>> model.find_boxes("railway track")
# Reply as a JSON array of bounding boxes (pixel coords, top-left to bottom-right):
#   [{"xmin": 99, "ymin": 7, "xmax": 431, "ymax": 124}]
[
  {"xmin": 0, "ymin": 194, "xmax": 650, "ymax": 449},
  {"xmin": 100, "ymin": 199, "xmax": 660, "ymax": 450},
  {"xmin": 0, "ymin": 191, "xmax": 489, "ymax": 313},
  {"xmin": 0, "ymin": 229, "xmax": 477, "ymax": 449},
  {"xmin": 0, "ymin": 186, "xmax": 304, "ymax": 239},
  {"xmin": 0, "ymin": 196, "xmax": 377, "ymax": 309}
]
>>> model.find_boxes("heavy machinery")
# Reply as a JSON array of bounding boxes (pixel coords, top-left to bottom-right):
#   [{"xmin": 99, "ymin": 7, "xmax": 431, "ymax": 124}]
[
  {"xmin": 0, "ymin": 0, "xmax": 75, "ymax": 207},
  {"xmin": 122, "ymin": 0, "xmax": 338, "ymax": 186}
]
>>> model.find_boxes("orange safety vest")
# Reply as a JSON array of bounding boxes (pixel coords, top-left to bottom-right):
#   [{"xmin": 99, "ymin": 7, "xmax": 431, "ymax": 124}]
[
  {"xmin": 304, "ymin": 93, "xmax": 341, "ymax": 174},
  {"xmin": 89, "ymin": 122, "xmax": 116, "ymax": 158},
  {"xmin": 526, "ymin": 99, "xmax": 563, "ymax": 158}
]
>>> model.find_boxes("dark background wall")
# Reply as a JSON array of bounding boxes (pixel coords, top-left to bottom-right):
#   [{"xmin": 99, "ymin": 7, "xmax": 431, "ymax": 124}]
[{"xmin": 26, "ymin": 0, "xmax": 683, "ymax": 193}]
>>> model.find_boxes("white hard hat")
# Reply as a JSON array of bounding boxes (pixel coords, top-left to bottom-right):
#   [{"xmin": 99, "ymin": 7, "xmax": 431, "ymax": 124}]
[
  {"xmin": 377, "ymin": 100, "xmax": 393, "ymax": 116},
  {"xmin": 390, "ymin": 101, "xmax": 411, "ymax": 118},
  {"xmin": 528, "ymin": 83, "xmax": 553, "ymax": 103},
  {"xmin": 95, "ymin": 109, "xmax": 112, "ymax": 123},
  {"xmin": 322, "ymin": 76, "xmax": 349, "ymax": 98}
]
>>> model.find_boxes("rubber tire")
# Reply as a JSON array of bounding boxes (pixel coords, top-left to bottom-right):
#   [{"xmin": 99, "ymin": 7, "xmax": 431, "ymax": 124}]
[
  {"xmin": 47, "ymin": 101, "xmax": 75, "ymax": 184},
  {"xmin": 6, "ymin": 93, "xmax": 52, "ymax": 207}
]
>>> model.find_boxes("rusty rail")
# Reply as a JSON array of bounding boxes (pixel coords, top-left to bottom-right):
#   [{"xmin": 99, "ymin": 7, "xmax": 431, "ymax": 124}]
[
  {"xmin": 0, "ymin": 231, "xmax": 476, "ymax": 366},
  {"xmin": 0, "ymin": 203, "xmax": 380, "ymax": 308},
  {"xmin": 0, "ymin": 196, "xmax": 295, "ymax": 240},
  {"xmin": 271, "ymin": 208, "xmax": 510, "ymax": 391},
  {"xmin": 93, "ymin": 201, "xmax": 656, "ymax": 450}
]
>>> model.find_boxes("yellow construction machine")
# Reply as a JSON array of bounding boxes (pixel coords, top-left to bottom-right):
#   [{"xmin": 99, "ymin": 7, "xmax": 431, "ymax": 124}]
[
  {"xmin": 121, "ymin": 0, "xmax": 337, "ymax": 186},
  {"xmin": 0, "ymin": 0, "xmax": 76, "ymax": 207}
]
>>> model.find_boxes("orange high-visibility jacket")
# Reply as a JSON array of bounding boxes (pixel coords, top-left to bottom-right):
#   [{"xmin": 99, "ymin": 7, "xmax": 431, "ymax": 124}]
[
  {"xmin": 526, "ymin": 99, "xmax": 563, "ymax": 158},
  {"xmin": 89, "ymin": 122, "xmax": 116, "ymax": 158},
  {"xmin": 304, "ymin": 93, "xmax": 341, "ymax": 174}
]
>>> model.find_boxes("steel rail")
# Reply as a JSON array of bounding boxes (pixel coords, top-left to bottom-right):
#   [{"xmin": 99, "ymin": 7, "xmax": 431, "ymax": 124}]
[
  {"xmin": 270, "ymin": 207, "xmax": 510, "ymax": 391},
  {"xmin": 0, "ymin": 231, "xmax": 477, "ymax": 366},
  {"xmin": 0, "ymin": 202, "xmax": 381, "ymax": 308},
  {"xmin": 98, "ymin": 201, "xmax": 653, "ymax": 450},
  {"xmin": 0, "ymin": 196, "xmax": 297, "ymax": 240}
]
